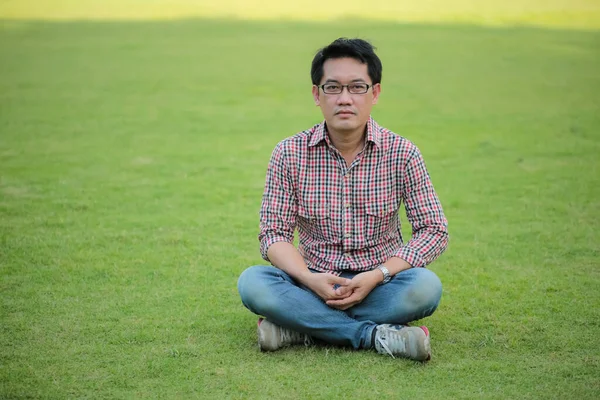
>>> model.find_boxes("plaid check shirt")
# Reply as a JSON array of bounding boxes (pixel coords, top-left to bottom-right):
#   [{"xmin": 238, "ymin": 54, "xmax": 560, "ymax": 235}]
[{"xmin": 259, "ymin": 117, "xmax": 448, "ymax": 275}]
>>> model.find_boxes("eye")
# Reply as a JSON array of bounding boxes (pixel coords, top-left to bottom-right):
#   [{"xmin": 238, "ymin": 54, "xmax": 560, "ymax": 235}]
[
  {"xmin": 324, "ymin": 84, "xmax": 340, "ymax": 91},
  {"xmin": 350, "ymin": 83, "xmax": 367, "ymax": 92}
]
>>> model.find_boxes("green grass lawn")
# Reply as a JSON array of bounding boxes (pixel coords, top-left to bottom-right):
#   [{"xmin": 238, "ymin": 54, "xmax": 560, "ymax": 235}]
[{"xmin": 1, "ymin": 17, "xmax": 599, "ymax": 399}]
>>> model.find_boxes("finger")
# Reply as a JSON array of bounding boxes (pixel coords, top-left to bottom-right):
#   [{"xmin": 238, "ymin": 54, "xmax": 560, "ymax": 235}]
[
  {"xmin": 326, "ymin": 298, "xmax": 351, "ymax": 307},
  {"xmin": 327, "ymin": 300, "xmax": 356, "ymax": 311},
  {"xmin": 327, "ymin": 292, "xmax": 361, "ymax": 308},
  {"xmin": 326, "ymin": 290, "xmax": 352, "ymax": 301},
  {"xmin": 334, "ymin": 285, "xmax": 352, "ymax": 297},
  {"xmin": 328, "ymin": 275, "xmax": 351, "ymax": 286}
]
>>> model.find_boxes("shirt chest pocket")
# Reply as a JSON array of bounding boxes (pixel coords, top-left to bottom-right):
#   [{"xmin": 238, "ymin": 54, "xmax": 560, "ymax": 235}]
[
  {"xmin": 297, "ymin": 202, "xmax": 337, "ymax": 243},
  {"xmin": 364, "ymin": 200, "xmax": 399, "ymax": 241}
]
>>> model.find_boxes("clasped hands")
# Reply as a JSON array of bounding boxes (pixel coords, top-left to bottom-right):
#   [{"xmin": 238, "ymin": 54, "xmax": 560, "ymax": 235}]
[{"xmin": 302, "ymin": 270, "xmax": 382, "ymax": 310}]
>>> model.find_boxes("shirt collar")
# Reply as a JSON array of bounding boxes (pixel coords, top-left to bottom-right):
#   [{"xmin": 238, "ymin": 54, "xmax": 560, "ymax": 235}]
[{"xmin": 308, "ymin": 116, "xmax": 382, "ymax": 148}]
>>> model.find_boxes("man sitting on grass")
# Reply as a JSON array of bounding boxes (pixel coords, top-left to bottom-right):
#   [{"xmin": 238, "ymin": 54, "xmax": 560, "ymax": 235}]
[{"xmin": 237, "ymin": 37, "xmax": 448, "ymax": 361}]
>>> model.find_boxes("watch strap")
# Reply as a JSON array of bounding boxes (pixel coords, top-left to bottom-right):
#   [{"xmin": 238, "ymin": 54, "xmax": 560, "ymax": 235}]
[{"xmin": 376, "ymin": 265, "xmax": 391, "ymax": 284}]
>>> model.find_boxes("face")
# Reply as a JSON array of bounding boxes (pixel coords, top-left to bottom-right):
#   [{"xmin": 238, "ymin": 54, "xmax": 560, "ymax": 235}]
[{"xmin": 312, "ymin": 57, "xmax": 381, "ymax": 136}]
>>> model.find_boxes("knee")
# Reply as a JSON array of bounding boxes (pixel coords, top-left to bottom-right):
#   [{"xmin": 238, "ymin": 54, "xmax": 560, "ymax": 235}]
[
  {"xmin": 237, "ymin": 265, "xmax": 281, "ymax": 314},
  {"xmin": 390, "ymin": 268, "xmax": 442, "ymax": 322},
  {"xmin": 237, "ymin": 265, "xmax": 268, "ymax": 303},
  {"xmin": 406, "ymin": 268, "xmax": 442, "ymax": 313}
]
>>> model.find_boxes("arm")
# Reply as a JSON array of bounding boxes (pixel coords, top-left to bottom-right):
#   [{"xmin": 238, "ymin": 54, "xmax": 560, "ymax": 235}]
[
  {"xmin": 267, "ymin": 242, "xmax": 350, "ymax": 301},
  {"xmin": 395, "ymin": 145, "xmax": 449, "ymax": 268},
  {"xmin": 326, "ymin": 257, "xmax": 413, "ymax": 310},
  {"xmin": 326, "ymin": 146, "xmax": 448, "ymax": 310},
  {"xmin": 259, "ymin": 143, "xmax": 350, "ymax": 300}
]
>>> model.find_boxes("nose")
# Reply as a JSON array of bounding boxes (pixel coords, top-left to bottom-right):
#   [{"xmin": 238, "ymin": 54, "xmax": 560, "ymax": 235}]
[{"xmin": 336, "ymin": 87, "xmax": 353, "ymax": 105}]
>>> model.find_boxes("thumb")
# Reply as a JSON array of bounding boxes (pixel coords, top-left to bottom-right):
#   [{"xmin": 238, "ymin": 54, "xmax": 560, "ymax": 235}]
[
  {"xmin": 332, "ymin": 276, "xmax": 351, "ymax": 286},
  {"xmin": 335, "ymin": 284, "xmax": 352, "ymax": 297}
]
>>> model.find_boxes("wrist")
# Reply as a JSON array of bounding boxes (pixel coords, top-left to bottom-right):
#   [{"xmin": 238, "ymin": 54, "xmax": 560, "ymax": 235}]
[
  {"xmin": 296, "ymin": 269, "xmax": 314, "ymax": 285},
  {"xmin": 376, "ymin": 265, "xmax": 392, "ymax": 284},
  {"xmin": 363, "ymin": 269, "xmax": 381, "ymax": 283}
]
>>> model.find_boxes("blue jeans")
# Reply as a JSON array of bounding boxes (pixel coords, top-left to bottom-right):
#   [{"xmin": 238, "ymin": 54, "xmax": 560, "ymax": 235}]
[{"xmin": 237, "ymin": 266, "xmax": 442, "ymax": 350}]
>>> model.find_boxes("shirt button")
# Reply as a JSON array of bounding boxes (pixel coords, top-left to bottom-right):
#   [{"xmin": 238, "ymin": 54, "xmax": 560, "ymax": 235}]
[
  {"xmin": 344, "ymin": 203, "xmax": 351, "ymax": 208},
  {"xmin": 344, "ymin": 252, "xmax": 351, "ymax": 257},
  {"xmin": 344, "ymin": 233, "xmax": 351, "ymax": 238}
]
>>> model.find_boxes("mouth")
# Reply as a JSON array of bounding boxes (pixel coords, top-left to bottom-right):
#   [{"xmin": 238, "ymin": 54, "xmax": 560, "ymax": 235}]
[{"xmin": 335, "ymin": 110, "xmax": 355, "ymax": 116}]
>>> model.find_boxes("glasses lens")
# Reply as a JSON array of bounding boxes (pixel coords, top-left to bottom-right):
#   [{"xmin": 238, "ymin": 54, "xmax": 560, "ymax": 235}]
[
  {"xmin": 321, "ymin": 84, "xmax": 369, "ymax": 94},
  {"xmin": 349, "ymin": 84, "xmax": 368, "ymax": 94},
  {"xmin": 323, "ymin": 84, "xmax": 341, "ymax": 94}
]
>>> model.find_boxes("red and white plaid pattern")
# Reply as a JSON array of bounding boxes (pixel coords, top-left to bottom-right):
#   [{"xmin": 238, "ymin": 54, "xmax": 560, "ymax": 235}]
[{"xmin": 259, "ymin": 117, "xmax": 448, "ymax": 275}]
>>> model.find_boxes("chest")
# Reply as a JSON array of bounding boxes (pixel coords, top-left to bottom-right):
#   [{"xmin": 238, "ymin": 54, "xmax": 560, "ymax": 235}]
[{"xmin": 295, "ymin": 146, "xmax": 402, "ymax": 212}]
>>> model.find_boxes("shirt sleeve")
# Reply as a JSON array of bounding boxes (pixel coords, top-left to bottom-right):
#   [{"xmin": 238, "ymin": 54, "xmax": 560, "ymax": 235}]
[
  {"xmin": 258, "ymin": 141, "xmax": 297, "ymax": 261},
  {"xmin": 394, "ymin": 145, "xmax": 449, "ymax": 268}
]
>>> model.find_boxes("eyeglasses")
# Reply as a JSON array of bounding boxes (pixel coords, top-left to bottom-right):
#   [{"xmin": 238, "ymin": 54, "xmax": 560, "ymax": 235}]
[{"xmin": 318, "ymin": 83, "xmax": 372, "ymax": 94}]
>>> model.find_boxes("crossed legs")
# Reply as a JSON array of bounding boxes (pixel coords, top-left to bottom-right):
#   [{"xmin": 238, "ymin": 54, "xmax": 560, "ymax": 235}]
[{"xmin": 237, "ymin": 266, "xmax": 442, "ymax": 350}]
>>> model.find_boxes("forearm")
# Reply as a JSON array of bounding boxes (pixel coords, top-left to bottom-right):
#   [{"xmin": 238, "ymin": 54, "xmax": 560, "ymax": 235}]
[
  {"xmin": 367, "ymin": 257, "xmax": 413, "ymax": 284},
  {"xmin": 383, "ymin": 256, "xmax": 413, "ymax": 276},
  {"xmin": 326, "ymin": 257, "xmax": 411, "ymax": 310},
  {"xmin": 395, "ymin": 225, "xmax": 448, "ymax": 268},
  {"xmin": 266, "ymin": 241, "xmax": 313, "ymax": 286},
  {"xmin": 400, "ymin": 145, "xmax": 449, "ymax": 268}
]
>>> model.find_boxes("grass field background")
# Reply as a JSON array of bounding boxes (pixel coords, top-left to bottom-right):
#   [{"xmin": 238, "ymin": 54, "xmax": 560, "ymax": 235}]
[{"xmin": 1, "ymin": 1, "xmax": 600, "ymax": 399}]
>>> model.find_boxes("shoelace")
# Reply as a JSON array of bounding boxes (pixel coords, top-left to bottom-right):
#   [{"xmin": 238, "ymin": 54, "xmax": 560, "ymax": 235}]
[
  {"xmin": 376, "ymin": 331, "xmax": 406, "ymax": 359},
  {"xmin": 280, "ymin": 327, "xmax": 312, "ymax": 346},
  {"xmin": 376, "ymin": 336, "xmax": 396, "ymax": 359}
]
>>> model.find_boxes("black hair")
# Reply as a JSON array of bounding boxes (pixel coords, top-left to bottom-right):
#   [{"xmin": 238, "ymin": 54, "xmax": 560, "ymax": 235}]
[{"xmin": 310, "ymin": 38, "xmax": 382, "ymax": 85}]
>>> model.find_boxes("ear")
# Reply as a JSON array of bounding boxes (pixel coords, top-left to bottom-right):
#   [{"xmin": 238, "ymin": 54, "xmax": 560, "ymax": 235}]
[
  {"xmin": 312, "ymin": 85, "xmax": 320, "ymax": 106},
  {"xmin": 371, "ymin": 83, "xmax": 381, "ymax": 105}
]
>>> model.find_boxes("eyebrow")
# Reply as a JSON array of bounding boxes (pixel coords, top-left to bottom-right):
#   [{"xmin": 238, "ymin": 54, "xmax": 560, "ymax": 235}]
[{"xmin": 323, "ymin": 79, "xmax": 368, "ymax": 84}]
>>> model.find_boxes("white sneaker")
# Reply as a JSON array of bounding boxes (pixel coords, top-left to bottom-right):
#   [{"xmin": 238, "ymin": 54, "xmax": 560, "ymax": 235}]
[
  {"xmin": 374, "ymin": 324, "xmax": 431, "ymax": 361},
  {"xmin": 257, "ymin": 318, "xmax": 314, "ymax": 351}
]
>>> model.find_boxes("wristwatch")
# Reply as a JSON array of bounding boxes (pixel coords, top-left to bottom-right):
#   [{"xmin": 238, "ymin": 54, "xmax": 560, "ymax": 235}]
[{"xmin": 376, "ymin": 265, "xmax": 391, "ymax": 285}]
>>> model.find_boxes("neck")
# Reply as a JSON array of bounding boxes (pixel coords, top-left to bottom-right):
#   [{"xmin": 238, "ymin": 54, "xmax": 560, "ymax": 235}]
[{"xmin": 327, "ymin": 124, "xmax": 367, "ymax": 154}]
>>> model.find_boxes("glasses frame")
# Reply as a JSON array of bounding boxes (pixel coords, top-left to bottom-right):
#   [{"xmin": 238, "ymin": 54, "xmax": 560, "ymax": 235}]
[{"xmin": 317, "ymin": 83, "xmax": 372, "ymax": 95}]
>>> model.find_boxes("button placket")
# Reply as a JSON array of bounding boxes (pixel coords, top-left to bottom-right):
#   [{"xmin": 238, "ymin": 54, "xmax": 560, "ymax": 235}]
[{"xmin": 342, "ymin": 171, "xmax": 353, "ymax": 265}]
